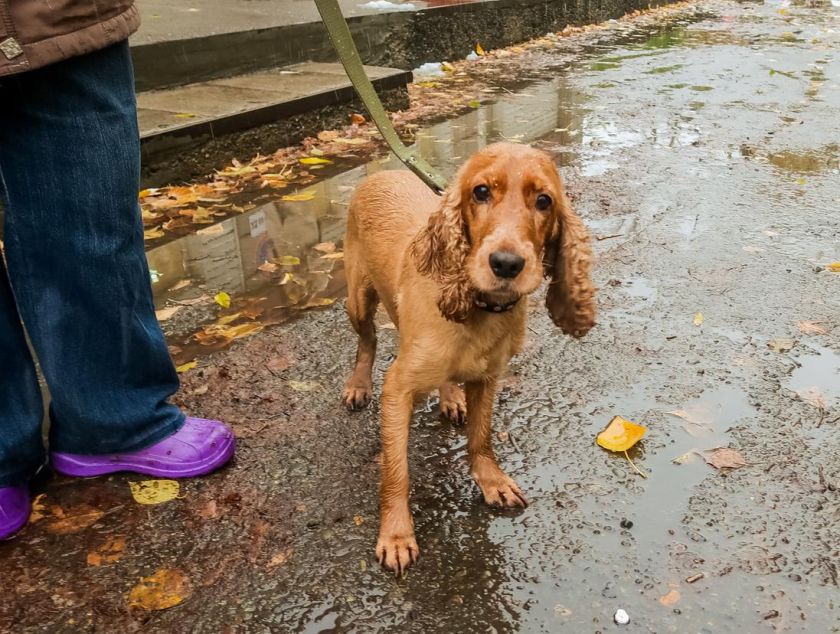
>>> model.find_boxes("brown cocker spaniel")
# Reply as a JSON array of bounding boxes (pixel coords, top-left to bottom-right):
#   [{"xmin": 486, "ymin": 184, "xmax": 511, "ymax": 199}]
[{"xmin": 342, "ymin": 142, "xmax": 595, "ymax": 573}]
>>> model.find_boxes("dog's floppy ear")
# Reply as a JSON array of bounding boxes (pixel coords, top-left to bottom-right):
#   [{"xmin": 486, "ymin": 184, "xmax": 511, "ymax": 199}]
[
  {"xmin": 410, "ymin": 180, "xmax": 474, "ymax": 322},
  {"xmin": 543, "ymin": 191, "xmax": 596, "ymax": 337}
]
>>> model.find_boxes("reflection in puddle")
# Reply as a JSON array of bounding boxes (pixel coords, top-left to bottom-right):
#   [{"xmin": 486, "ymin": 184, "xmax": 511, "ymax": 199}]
[{"xmin": 150, "ymin": 78, "xmax": 591, "ymax": 361}]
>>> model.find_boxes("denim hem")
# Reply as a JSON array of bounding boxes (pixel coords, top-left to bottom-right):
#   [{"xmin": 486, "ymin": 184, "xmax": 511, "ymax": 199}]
[{"xmin": 50, "ymin": 411, "xmax": 187, "ymax": 457}]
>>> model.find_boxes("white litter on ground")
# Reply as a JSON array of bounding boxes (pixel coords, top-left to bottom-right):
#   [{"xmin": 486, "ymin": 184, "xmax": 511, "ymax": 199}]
[
  {"xmin": 465, "ymin": 51, "xmax": 480, "ymax": 61},
  {"xmin": 412, "ymin": 62, "xmax": 445, "ymax": 77},
  {"xmin": 359, "ymin": 1, "xmax": 417, "ymax": 11},
  {"xmin": 614, "ymin": 609, "xmax": 630, "ymax": 625}
]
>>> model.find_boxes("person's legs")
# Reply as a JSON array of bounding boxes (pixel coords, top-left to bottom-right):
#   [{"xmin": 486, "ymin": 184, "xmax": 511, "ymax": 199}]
[{"xmin": 0, "ymin": 42, "xmax": 184, "ymax": 456}]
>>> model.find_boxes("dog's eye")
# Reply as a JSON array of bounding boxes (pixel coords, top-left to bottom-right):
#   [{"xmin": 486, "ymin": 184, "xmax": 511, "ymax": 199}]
[
  {"xmin": 535, "ymin": 193, "xmax": 552, "ymax": 211},
  {"xmin": 473, "ymin": 184, "xmax": 491, "ymax": 203}
]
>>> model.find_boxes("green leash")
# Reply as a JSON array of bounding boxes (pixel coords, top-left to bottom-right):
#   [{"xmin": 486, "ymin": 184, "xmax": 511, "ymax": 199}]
[{"xmin": 314, "ymin": 0, "xmax": 447, "ymax": 193}]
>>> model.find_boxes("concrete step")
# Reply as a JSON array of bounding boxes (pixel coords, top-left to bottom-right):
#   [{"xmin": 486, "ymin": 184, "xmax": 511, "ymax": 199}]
[{"xmin": 138, "ymin": 62, "xmax": 412, "ymax": 186}]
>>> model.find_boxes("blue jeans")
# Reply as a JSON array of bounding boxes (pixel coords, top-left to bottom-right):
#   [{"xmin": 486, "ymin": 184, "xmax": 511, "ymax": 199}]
[{"xmin": 0, "ymin": 42, "xmax": 184, "ymax": 487}]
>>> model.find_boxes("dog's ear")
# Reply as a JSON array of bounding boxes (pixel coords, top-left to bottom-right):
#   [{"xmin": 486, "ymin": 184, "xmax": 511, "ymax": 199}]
[
  {"xmin": 543, "ymin": 191, "xmax": 596, "ymax": 337},
  {"xmin": 410, "ymin": 182, "xmax": 474, "ymax": 322}
]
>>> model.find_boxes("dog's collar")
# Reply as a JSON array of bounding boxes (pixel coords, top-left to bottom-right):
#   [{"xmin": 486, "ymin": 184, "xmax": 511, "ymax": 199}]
[{"xmin": 474, "ymin": 295, "xmax": 520, "ymax": 313}]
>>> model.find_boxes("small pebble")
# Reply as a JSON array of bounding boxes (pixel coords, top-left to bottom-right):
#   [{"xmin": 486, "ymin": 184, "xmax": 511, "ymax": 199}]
[
  {"xmin": 620, "ymin": 518, "xmax": 634, "ymax": 529},
  {"xmin": 614, "ymin": 609, "xmax": 630, "ymax": 625}
]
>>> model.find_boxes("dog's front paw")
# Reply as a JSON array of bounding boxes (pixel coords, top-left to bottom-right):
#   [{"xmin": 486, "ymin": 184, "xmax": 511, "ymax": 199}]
[
  {"xmin": 472, "ymin": 465, "xmax": 528, "ymax": 508},
  {"xmin": 342, "ymin": 383, "xmax": 372, "ymax": 411},
  {"xmin": 376, "ymin": 531, "xmax": 419, "ymax": 575},
  {"xmin": 438, "ymin": 383, "xmax": 467, "ymax": 425}
]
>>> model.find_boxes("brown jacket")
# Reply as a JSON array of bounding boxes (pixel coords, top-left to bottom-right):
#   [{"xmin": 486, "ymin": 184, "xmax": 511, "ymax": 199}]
[{"xmin": 0, "ymin": 0, "xmax": 139, "ymax": 77}]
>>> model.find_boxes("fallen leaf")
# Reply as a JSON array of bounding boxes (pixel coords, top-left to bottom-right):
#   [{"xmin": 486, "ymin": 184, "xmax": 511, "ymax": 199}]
[
  {"xmin": 275, "ymin": 255, "xmax": 301, "ymax": 266},
  {"xmin": 267, "ymin": 549, "xmax": 293, "ymax": 570},
  {"xmin": 299, "ymin": 157, "xmax": 333, "ymax": 165},
  {"xmin": 475, "ymin": 42, "xmax": 486, "ymax": 56},
  {"xmin": 320, "ymin": 252, "xmax": 344, "ymax": 260},
  {"xmin": 827, "ymin": 261, "xmax": 840, "ymax": 272},
  {"xmin": 441, "ymin": 61, "xmax": 455, "ymax": 73},
  {"xmin": 258, "ymin": 261, "xmax": 278, "ymax": 273},
  {"xmin": 282, "ymin": 191, "xmax": 317, "ymax": 202},
  {"xmin": 174, "ymin": 113, "xmax": 196, "ymax": 119},
  {"xmin": 313, "ymin": 241, "xmax": 336, "ymax": 254},
  {"xmin": 288, "ymin": 380, "xmax": 320, "ymax": 392},
  {"xmin": 171, "ymin": 279, "xmax": 192, "ymax": 292},
  {"xmin": 127, "ymin": 568, "xmax": 192, "ymax": 611},
  {"xmin": 216, "ymin": 312, "xmax": 243, "ymax": 326},
  {"xmin": 797, "ymin": 387, "xmax": 825, "ymax": 410},
  {"xmin": 659, "ymin": 589, "xmax": 681, "ymax": 606},
  {"xmin": 596, "ymin": 416, "xmax": 647, "ymax": 452},
  {"xmin": 693, "ymin": 312, "xmax": 704, "ymax": 326},
  {"xmin": 767, "ymin": 338, "xmax": 795, "ymax": 353},
  {"xmin": 351, "ymin": 113, "xmax": 366, "ymax": 125},
  {"xmin": 197, "ymin": 500, "xmax": 219, "ymax": 520},
  {"xmin": 87, "ymin": 536, "xmax": 126, "ymax": 567},
  {"xmin": 215, "ymin": 292, "xmax": 231, "ymax": 309},
  {"xmin": 334, "ymin": 137, "xmax": 369, "ymax": 145},
  {"xmin": 176, "ymin": 361, "xmax": 197, "ymax": 374},
  {"xmin": 797, "ymin": 321, "xmax": 828, "ymax": 335},
  {"xmin": 304, "ymin": 297, "xmax": 335, "ymax": 308},
  {"xmin": 353, "ymin": 515, "xmax": 365, "ymax": 526},
  {"xmin": 467, "ymin": 99, "xmax": 481, "ymax": 108},
  {"xmin": 29, "ymin": 493, "xmax": 47, "ymax": 523},
  {"xmin": 144, "ymin": 227, "xmax": 165, "ymax": 240},
  {"xmin": 671, "ymin": 450, "xmax": 700, "ymax": 465},
  {"xmin": 155, "ymin": 306, "xmax": 182, "ymax": 322},
  {"xmin": 129, "ymin": 480, "xmax": 181, "ymax": 505},
  {"xmin": 194, "ymin": 322, "xmax": 263, "ymax": 345},
  {"xmin": 45, "ymin": 505, "xmax": 105, "ymax": 535},
  {"xmin": 702, "ymin": 447, "xmax": 746, "ymax": 470}
]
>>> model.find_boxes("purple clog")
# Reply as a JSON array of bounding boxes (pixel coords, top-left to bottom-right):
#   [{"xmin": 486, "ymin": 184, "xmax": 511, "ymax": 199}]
[
  {"xmin": 51, "ymin": 417, "xmax": 235, "ymax": 479},
  {"xmin": 0, "ymin": 486, "xmax": 30, "ymax": 540}
]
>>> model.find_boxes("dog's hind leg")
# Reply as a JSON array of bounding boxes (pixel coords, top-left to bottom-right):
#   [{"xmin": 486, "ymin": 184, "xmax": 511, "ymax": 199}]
[{"xmin": 343, "ymin": 271, "xmax": 379, "ymax": 411}]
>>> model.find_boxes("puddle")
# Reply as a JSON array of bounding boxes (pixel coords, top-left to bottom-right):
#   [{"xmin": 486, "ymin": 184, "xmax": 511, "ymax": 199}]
[
  {"xmin": 623, "ymin": 277, "xmax": 657, "ymax": 301},
  {"xmin": 627, "ymin": 385, "xmax": 757, "ymax": 559},
  {"xmin": 786, "ymin": 345, "xmax": 840, "ymax": 430},
  {"xmin": 767, "ymin": 144, "xmax": 840, "ymax": 173}
]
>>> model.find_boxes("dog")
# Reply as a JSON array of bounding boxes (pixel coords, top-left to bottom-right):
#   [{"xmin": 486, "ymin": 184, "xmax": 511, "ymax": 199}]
[{"xmin": 341, "ymin": 142, "xmax": 596, "ymax": 573}]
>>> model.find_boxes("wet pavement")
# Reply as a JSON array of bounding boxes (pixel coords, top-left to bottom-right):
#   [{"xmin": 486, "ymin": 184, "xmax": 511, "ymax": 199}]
[{"xmin": 3, "ymin": 1, "xmax": 840, "ymax": 631}]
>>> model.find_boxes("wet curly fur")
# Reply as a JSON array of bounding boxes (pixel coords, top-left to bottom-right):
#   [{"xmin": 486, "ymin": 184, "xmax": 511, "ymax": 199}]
[{"xmin": 341, "ymin": 142, "xmax": 596, "ymax": 574}]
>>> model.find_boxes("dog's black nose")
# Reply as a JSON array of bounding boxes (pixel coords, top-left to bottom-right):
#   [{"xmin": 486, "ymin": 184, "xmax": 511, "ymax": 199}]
[{"xmin": 489, "ymin": 251, "xmax": 525, "ymax": 279}]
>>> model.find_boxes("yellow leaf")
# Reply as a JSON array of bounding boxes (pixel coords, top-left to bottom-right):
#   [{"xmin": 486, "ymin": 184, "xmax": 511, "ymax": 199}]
[
  {"xmin": 827, "ymin": 261, "xmax": 840, "ymax": 272},
  {"xmin": 596, "ymin": 416, "xmax": 647, "ymax": 452},
  {"xmin": 215, "ymin": 291, "xmax": 231, "ymax": 308},
  {"xmin": 129, "ymin": 480, "xmax": 181, "ymax": 505},
  {"xmin": 467, "ymin": 99, "xmax": 481, "ymax": 108},
  {"xmin": 176, "ymin": 361, "xmax": 197, "ymax": 374},
  {"xmin": 475, "ymin": 42, "xmax": 486, "ymax": 56},
  {"xmin": 87, "ymin": 536, "xmax": 126, "ymax": 567},
  {"xmin": 127, "ymin": 568, "xmax": 191, "ymax": 611},
  {"xmin": 275, "ymin": 255, "xmax": 301, "ymax": 266},
  {"xmin": 305, "ymin": 297, "xmax": 335, "ymax": 307},
  {"xmin": 144, "ymin": 226, "xmax": 165, "ymax": 240},
  {"xmin": 441, "ymin": 61, "xmax": 456, "ymax": 73},
  {"xmin": 693, "ymin": 312, "xmax": 704, "ymax": 326},
  {"xmin": 299, "ymin": 157, "xmax": 333, "ymax": 165},
  {"xmin": 282, "ymin": 191, "xmax": 317, "ymax": 202},
  {"xmin": 174, "ymin": 113, "xmax": 196, "ymax": 119},
  {"xmin": 288, "ymin": 380, "xmax": 320, "ymax": 392}
]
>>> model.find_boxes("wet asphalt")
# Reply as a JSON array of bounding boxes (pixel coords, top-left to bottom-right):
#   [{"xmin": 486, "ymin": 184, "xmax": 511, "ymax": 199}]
[{"xmin": 1, "ymin": 1, "xmax": 838, "ymax": 632}]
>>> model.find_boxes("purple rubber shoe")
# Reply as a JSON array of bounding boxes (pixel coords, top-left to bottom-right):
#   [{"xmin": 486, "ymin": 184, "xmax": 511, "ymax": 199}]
[
  {"xmin": 51, "ymin": 417, "xmax": 235, "ymax": 479},
  {"xmin": 0, "ymin": 486, "xmax": 30, "ymax": 540}
]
